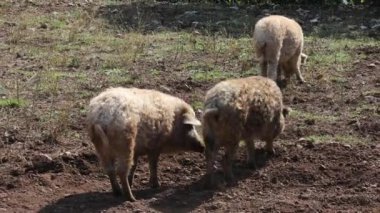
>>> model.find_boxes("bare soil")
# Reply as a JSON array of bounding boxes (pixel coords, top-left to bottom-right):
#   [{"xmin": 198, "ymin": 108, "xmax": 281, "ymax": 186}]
[{"xmin": 0, "ymin": 1, "xmax": 379, "ymax": 212}]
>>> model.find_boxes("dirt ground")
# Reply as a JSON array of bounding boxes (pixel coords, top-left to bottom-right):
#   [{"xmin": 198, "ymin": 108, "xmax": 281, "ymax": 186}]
[{"xmin": 0, "ymin": 0, "xmax": 379, "ymax": 212}]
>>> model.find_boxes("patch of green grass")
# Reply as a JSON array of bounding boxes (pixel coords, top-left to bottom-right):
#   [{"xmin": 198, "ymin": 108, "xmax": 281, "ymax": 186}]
[
  {"xmin": 350, "ymin": 104, "xmax": 379, "ymax": 117},
  {"xmin": 191, "ymin": 100, "xmax": 204, "ymax": 111},
  {"xmin": 303, "ymin": 36, "xmax": 378, "ymax": 74},
  {"xmin": 100, "ymin": 68, "xmax": 133, "ymax": 85},
  {"xmin": 31, "ymin": 70, "xmax": 87, "ymax": 95},
  {"xmin": 330, "ymin": 76, "xmax": 348, "ymax": 83},
  {"xmin": 191, "ymin": 69, "xmax": 235, "ymax": 82},
  {"xmin": 0, "ymin": 98, "xmax": 26, "ymax": 108},
  {"xmin": 290, "ymin": 109, "xmax": 338, "ymax": 122},
  {"xmin": 149, "ymin": 68, "xmax": 161, "ymax": 76},
  {"xmin": 312, "ymin": 50, "xmax": 352, "ymax": 65},
  {"xmin": 304, "ymin": 134, "xmax": 368, "ymax": 144}
]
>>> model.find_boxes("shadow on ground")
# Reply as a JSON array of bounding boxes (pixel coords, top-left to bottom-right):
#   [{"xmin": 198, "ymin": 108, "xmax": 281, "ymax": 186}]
[
  {"xmin": 38, "ymin": 192, "xmax": 125, "ymax": 213},
  {"xmin": 97, "ymin": 1, "xmax": 380, "ymax": 38},
  {"xmin": 37, "ymin": 149, "xmax": 273, "ymax": 212},
  {"xmin": 148, "ymin": 148, "xmax": 273, "ymax": 212}
]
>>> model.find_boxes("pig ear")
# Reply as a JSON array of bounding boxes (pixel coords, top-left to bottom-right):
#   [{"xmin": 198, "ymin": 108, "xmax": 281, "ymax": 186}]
[{"xmin": 183, "ymin": 113, "xmax": 202, "ymax": 126}]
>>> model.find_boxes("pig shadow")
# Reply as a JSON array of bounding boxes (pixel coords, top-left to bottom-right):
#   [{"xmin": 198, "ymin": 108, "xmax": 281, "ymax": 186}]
[
  {"xmin": 38, "ymin": 149, "xmax": 273, "ymax": 212},
  {"xmin": 149, "ymin": 148, "xmax": 273, "ymax": 212},
  {"xmin": 38, "ymin": 192, "xmax": 125, "ymax": 213}
]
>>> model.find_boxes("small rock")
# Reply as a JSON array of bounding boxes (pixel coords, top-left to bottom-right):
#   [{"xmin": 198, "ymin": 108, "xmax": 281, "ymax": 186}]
[
  {"xmin": 226, "ymin": 194, "xmax": 233, "ymax": 199},
  {"xmin": 4, "ymin": 22, "xmax": 16, "ymax": 27},
  {"xmin": 305, "ymin": 119, "xmax": 315, "ymax": 125},
  {"xmin": 0, "ymin": 193, "xmax": 7, "ymax": 199},
  {"xmin": 191, "ymin": 21, "xmax": 199, "ymax": 28},
  {"xmin": 319, "ymin": 164, "xmax": 327, "ymax": 171},
  {"xmin": 16, "ymin": 52, "xmax": 23, "ymax": 58},
  {"xmin": 151, "ymin": 20, "xmax": 161, "ymax": 26},
  {"xmin": 296, "ymin": 8, "xmax": 310, "ymax": 16},
  {"xmin": 310, "ymin": 17, "xmax": 319, "ymax": 23},
  {"xmin": 365, "ymin": 95, "xmax": 378, "ymax": 103},
  {"xmin": 184, "ymin": 11, "xmax": 198, "ymax": 16},
  {"xmin": 342, "ymin": 144, "xmax": 351, "ymax": 149},
  {"xmin": 208, "ymin": 201, "xmax": 226, "ymax": 210},
  {"xmin": 32, "ymin": 154, "xmax": 53, "ymax": 165},
  {"xmin": 10, "ymin": 168, "xmax": 24, "ymax": 176},
  {"xmin": 360, "ymin": 25, "xmax": 368, "ymax": 30},
  {"xmin": 30, "ymin": 153, "xmax": 63, "ymax": 173},
  {"xmin": 159, "ymin": 85, "xmax": 171, "ymax": 93},
  {"xmin": 291, "ymin": 155, "xmax": 299, "ymax": 162},
  {"xmin": 298, "ymin": 193, "xmax": 310, "ymax": 200},
  {"xmin": 371, "ymin": 24, "xmax": 380, "ymax": 29},
  {"xmin": 270, "ymin": 177, "xmax": 278, "ymax": 184},
  {"xmin": 367, "ymin": 63, "xmax": 376, "ymax": 68},
  {"xmin": 39, "ymin": 23, "xmax": 48, "ymax": 29}
]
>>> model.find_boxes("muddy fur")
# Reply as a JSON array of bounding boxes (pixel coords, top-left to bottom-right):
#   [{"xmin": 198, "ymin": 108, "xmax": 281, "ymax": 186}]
[
  {"xmin": 202, "ymin": 76, "xmax": 289, "ymax": 187},
  {"xmin": 87, "ymin": 87, "xmax": 204, "ymax": 201},
  {"xmin": 253, "ymin": 15, "xmax": 306, "ymax": 86}
]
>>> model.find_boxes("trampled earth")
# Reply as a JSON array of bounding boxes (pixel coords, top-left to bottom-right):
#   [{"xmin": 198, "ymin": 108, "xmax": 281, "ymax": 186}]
[{"xmin": 0, "ymin": 0, "xmax": 379, "ymax": 212}]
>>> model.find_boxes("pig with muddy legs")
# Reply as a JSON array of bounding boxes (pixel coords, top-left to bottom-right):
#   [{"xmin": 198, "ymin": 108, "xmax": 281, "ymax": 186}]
[
  {"xmin": 202, "ymin": 76, "xmax": 290, "ymax": 187},
  {"xmin": 253, "ymin": 15, "xmax": 307, "ymax": 87},
  {"xmin": 87, "ymin": 87, "xmax": 205, "ymax": 201}
]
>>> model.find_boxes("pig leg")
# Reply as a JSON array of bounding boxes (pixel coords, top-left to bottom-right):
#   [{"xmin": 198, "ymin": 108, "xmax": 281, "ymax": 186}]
[
  {"xmin": 277, "ymin": 65, "xmax": 282, "ymax": 81},
  {"xmin": 266, "ymin": 43, "xmax": 281, "ymax": 82},
  {"xmin": 117, "ymin": 157, "xmax": 136, "ymax": 202},
  {"xmin": 222, "ymin": 142, "xmax": 238, "ymax": 185},
  {"xmin": 301, "ymin": 53, "xmax": 308, "ymax": 64},
  {"xmin": 204, "ymin": 134, "xmax": 218, "ymax": 189},
  {"xmin": 260, "ymin": 59, "xmax": 268, "ymax": 77},
  {"xmin": 245, "ymin": 139, "xmax": 257, "ymax": 169},
  {"xmin": 264, "ymin": 138, "xmax": 275, "ymax": 156},
  {"xmin": 148, "ymin": 152, "xmax": 160, "ymax": 188},
  {"xmin": 128, "ymin": 155, "xmax": 139, "ymax": 187},
  {"xmin": 105, "ymin": 159, "xmax": 122, "ymax": 196},
  {"xmin": 116, "ymin": 136, "xmax": 136, "ymax": 201},
  {"xmin": 276, "ymin": 64, "xmax": 288, "ymax": 89},
  {"xmin": 92, "ymin": 136, "xmax": 122, "ymax": 196},
  {"xmin": 290, "ymin": 50, "xmax": 305, "ymax": 84},
  {"xmin": 283, "ymin": 61, "xmax": 292, "ymax": 84}
]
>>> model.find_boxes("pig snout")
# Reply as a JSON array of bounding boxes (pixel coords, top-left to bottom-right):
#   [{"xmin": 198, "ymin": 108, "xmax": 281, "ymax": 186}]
[{"xmin": 188, "ymin": 130, "xmax": 205, "ymax": 153}]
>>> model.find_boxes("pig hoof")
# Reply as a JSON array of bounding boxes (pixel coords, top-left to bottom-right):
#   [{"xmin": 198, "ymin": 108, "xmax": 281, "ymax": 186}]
[
  {"xmin": 203, "ymin": 176, "xmax": 217, "ymax": 189},
  {"xmin": 128, "ymin": 176, "xmax": 134, "ymax": 187},
  {"xmin": 266, "ymin": 149, "xmax": 275, "ymax": 156},
  {"xmin": 226, "ymin": 178, "xmax": 237, "ymax": 187},
  {"xmin": 150, "ymin": 181, "xmax": 160, "ymax": 189},
  {"xmin": 276, "ymin": 79, "xmax": 287, "ymax": 89},
  {"xmin": 247, "ymin": 161, "xmax": 257, "ymax": 169},
  {"xmin": 126, "ymin": 195, "xmax": 137, "ymax": 202},
  {"xmin": 112, "ymin": 188, "xmax": 122, "ymax": 197},
  {"xmin": 204, "ymin": 182, "xmax": 218, "ymax": 190}
]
